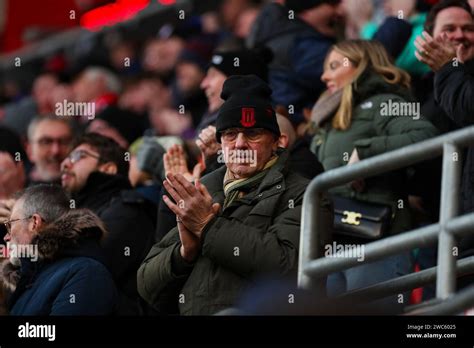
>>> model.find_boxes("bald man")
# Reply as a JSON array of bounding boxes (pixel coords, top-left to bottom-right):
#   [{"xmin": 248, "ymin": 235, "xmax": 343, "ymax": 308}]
[{"xmin": 277, "ymin": 114, "xmax": 324, "ymax": 180}]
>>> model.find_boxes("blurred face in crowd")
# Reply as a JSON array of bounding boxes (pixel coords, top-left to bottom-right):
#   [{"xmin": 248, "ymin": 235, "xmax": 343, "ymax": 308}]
[
  {"xmin": 201, "ymin": 67, "xmax": 227, "ymax": 113},
  {"xmin": 234, "ymin": 7, "xmax": 260, "ymax": 38},
  {"xmin": 128, "ymin": 155, "xmax": 151, "ymax": 187},
  {"xmin": 321, "ymin": 49, "xmax": 357, "ymax": 94},
  {"xmin": 110, "ymin": 42, "xmax": 135, "ymax": 71},
  {"xmin": 73, "ymin": 72, "xmax": 105, "ymax": 102},
  {"xmin": 142, "ymin": 38, "xmax": 185, "ymax": 75},
  {"xmin": 87, "ymin": 120, "xmax": 129, "ymax": 149},
  {"xmin": 51, "ymin": 84, "xmax": 75, "ymax": 105},
  {"xmin": 0, "ymin": 152, "xmax": 25, "ymax": 200},
  {"xmin": 176, "ymin": 62, "xmax": 206, "ymax": 96},
  {"xmin": 3, "ymin": 199, "xmax": 42, "ymax": 266},
  {"xmin": 432, "ymin": 7, "xmax": 474, "ymax": 49},
  {"xmin": 149, "ymin": 108, "xmax": 193, "ymax": 135},
  {"xmin": 119, "ymin": 79, "xmax": 169, "ymax": 114},
  {"xmin": 61, "ymin": 144, "xmax": 116, "ymax": 193},
  {"xmin": 221, "ymin": 0, "xmax": 252, "ymax": 29},
  {"xmin": 299, "ymin": 3, "xmax": 344, "ymax": 38},
  {"xmin": 28, "ymin": 119, "xmax": 73, "ymax": 181},
  {"xmin": 33, "ymin": 74, "xmax": 58, "ymax": 112},
  {"xmin": 220, "ymin": 128, "xmax": 279, "ymax": 179}
]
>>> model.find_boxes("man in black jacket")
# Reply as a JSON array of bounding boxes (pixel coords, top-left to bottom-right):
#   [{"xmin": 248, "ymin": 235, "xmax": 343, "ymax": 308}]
[
  {"xmin": 415, "ymin": 0, "xmax": 474, "ymax": 288},
  {"xmin": 60, "ymin": 133, "xmax": 155, "ymax": 314}
]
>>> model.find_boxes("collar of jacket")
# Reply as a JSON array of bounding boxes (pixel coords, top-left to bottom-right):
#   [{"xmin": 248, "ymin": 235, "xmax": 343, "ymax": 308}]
[
  {"xmin": 352, "ymin": 69, "xmax": 413, "ymax": 105},
  {"xmin": 73, "ymin": 171, "xmax": 131, "ymax": 209},
  {"xmin": 202, "ymin": 148, "xmax": 290, "ymax": 206}
]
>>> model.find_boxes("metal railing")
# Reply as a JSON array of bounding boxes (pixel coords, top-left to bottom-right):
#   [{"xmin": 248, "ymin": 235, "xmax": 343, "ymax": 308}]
[{"xmin": 298, "ymin": 126, "xmax": 474, "ymax": 310}]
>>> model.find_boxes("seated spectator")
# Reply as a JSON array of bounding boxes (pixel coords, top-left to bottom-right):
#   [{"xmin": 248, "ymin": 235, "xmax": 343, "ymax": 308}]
[
  {"xmin": 26, "ymin": 116, "xmax": 74, "ymax": 185},
  {"xmin": 60, "ymin": 133, "xmax": 155, "ymax": 314},
  {"xmin": 1, "ymin": 185, "xmax": 117, "ymax": 315},
  {"xmin": 310, "ymin": 40, "xmax": 438, "ymax": 312},
  {"xmin": 137, "ymin": 75, "xmax": 333, "ymax": 315}
]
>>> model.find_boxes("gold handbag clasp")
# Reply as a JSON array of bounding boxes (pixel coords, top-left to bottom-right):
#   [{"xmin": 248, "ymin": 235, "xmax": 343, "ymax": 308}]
[{"xmin": 341, "ymin": 211, "xmax": 362, "ymax": 226}]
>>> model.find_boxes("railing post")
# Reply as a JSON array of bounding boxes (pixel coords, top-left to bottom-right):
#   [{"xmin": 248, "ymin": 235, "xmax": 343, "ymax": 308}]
[
  {"xmin": 436, "ymin": 143, "xmax": 461, "ymax": 299},
  {"xmin": 298, "ymin": 185, "xmax": 325, "ymax": 290}
]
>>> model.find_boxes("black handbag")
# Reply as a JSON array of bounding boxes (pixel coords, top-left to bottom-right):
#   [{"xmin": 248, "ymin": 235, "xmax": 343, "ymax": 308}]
[{"xmin": 331, "ymin": 195, "xmax": 393, "ymax": 240}]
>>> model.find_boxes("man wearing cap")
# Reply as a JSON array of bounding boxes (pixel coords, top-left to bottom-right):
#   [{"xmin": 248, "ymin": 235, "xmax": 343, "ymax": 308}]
[{"xmin": 137, "ymin": 75, "xmax": 333, "ymax": 315}]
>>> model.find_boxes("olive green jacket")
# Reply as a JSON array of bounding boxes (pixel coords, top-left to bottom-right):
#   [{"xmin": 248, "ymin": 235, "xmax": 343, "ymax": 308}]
[{"xmin": 311, "ymin": 72, "xmax": 438, "ymax": 234}]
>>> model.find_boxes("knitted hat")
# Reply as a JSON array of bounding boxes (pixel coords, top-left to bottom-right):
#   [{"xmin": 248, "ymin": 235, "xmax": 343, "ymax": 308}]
[
  {"xmin": 285, "ymin": 0, "xmax": 341, "ymax": 13},
  {"xmin": 216, "ymin": 75, "xmax": 280, "ymax": 143},
  {"xmin": 209, "ymin": 47, "xmax": 273, "ymax": 82}
]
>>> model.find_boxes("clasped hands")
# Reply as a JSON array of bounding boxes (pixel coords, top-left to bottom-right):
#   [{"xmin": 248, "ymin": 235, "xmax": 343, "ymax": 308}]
[
  {"xmin": 415, "ymin": 31, "xmax": 474, "ymax": 71},
  {"xmin": 163, "ymin": 174, "xmax": 220, "ymax": 262}
]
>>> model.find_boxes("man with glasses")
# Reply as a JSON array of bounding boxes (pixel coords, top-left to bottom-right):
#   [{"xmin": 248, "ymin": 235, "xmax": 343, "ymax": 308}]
[
  {"xmin": 60, "ymin": 133, "xmax": 155, "ymax": 315},
  {"xmin": 26, "ymin": 116, "xmax": 74, "ymax": 185},
  {"xmin": 138, "ymin": 75, "xmax": 333, "ymax": 315},
  {"xmin": 1, "ymin": 185, "xmax": 117, "ymax": 315}
]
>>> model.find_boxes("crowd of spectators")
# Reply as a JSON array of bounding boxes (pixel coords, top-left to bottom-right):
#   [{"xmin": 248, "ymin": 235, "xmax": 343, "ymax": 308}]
[{"xmin": 0, "ymin": 0, "xmax": 473, "ymax": 315}]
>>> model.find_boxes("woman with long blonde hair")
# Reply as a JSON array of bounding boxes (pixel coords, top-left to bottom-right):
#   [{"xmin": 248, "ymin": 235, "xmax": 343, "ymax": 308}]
[{"xmin": 310, "ymin": 40, "xmax": 438, "ymax": 313}]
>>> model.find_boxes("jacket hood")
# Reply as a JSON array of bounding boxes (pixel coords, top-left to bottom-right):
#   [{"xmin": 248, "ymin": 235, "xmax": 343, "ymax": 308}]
[
  {"xmin": 353, "ymin": 69, "xmax": 413, "ymax": 105},
  {"xmin": 248, "ymin": 3, "xmax": 324, "ymax": 47}
]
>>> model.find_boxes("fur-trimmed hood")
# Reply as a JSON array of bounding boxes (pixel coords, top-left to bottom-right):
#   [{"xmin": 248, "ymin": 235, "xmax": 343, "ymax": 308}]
[
  {"xmin": 0, "ymin": 209, "xmax": 107, "ymax": 301},
  {"xmin": 32, "ymin": 208, "xmax": 106, "ymax": 261}
]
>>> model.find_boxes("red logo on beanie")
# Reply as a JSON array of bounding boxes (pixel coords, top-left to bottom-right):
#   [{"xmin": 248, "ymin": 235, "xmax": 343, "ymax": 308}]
[{"xmin": 241, "ymin": 108, "xmax": 256, "ymax": 128}]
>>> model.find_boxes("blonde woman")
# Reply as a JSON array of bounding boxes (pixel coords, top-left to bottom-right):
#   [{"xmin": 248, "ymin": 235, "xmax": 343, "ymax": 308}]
[{"xmin": 310, "ymin": 40, "xmax": 438, "ymax": 312}]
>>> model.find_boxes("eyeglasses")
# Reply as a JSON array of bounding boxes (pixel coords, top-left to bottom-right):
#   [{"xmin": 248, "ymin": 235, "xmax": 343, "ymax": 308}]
[
  {"xmin": 67, "ymin": 149, "xmax": 101, "ymax": 164},
  {"xmin": 3, "ymin": 216, "xmax": 32, "ymax": 233},
  {"xmin": 221, "ymin": 128, "xmax": 267, "ymax": 142}
]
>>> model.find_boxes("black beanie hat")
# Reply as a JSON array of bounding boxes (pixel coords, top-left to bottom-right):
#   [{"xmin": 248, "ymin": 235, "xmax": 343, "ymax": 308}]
[
  {"xmin": 209, "ymin": 47, "xmax": 273, "ymax": 82},
  {"xmin": 216, "ymin": 75, "xmax": 280, "ymax": 143},
  {"xmin": 285, "ymin": 0, "xmax": 341, "ymax": 13}
]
